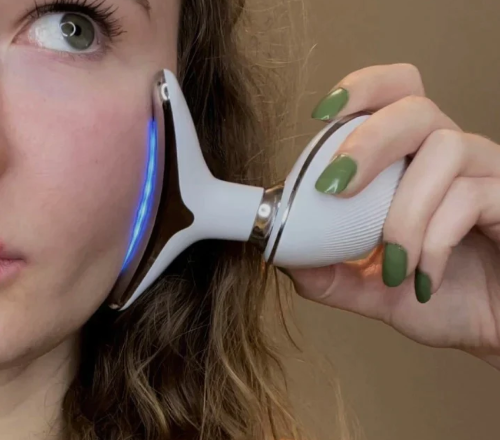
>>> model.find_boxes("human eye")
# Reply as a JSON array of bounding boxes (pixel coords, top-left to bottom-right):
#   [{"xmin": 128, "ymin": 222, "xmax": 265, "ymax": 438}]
[{"xmin": 14, "ymin": 0, "xmax": 124, "ymax": 58}]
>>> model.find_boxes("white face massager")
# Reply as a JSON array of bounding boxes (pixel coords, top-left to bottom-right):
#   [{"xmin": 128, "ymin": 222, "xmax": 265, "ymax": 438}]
[{"xmin": 107, "ymin": 69, "xmax": 407, "ymax": 311}]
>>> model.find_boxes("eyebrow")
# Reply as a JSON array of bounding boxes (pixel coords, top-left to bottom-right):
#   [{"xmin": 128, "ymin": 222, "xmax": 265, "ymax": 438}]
[{"xmin": 133, "ymin": 0, "xmax": 151, "ymax": 14}]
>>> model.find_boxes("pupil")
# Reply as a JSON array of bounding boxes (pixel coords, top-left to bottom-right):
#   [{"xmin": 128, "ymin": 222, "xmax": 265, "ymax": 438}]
[
  {"xmin": 60, "ymin": 14, "xmax": 95, "ymax": 51},
  {"xmin": 61, "ymin": 22, "xmax": 77, "ymax": 37}
]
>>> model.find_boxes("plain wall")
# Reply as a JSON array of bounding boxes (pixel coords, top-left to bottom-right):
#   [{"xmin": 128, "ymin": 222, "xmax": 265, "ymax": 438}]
[{"xmin": 282, "ymin": 1, "xmax": 500, "ymax": 439}]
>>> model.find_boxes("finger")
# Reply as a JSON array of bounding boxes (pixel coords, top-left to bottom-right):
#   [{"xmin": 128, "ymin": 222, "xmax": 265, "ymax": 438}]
[
  {"xmin": 417, "ymin": 177, "xmax": 500, "ymax": 302},
  {"xmin": 311, "ymin": 63, "xmax": 425, "ymax": 122},
  {"xmin": 289, "ymin": 247, "xmax": 416, "ymax": 324},
  {"xmin": 315, "ymin": 95, "xmax": 460, "ymax": 197},
  {"xmin": 382, "ymin": 131, "xmax": 500, "ymax": 288},
  {"xmin": 289, "ymin": 248, "xmax": 398, "ymax": 322}
]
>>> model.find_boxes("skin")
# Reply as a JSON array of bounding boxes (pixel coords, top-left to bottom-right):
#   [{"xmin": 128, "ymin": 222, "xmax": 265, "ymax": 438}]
[{"xmin": 0, "ymin": 0, "xmax": 178, "ymax": 438}]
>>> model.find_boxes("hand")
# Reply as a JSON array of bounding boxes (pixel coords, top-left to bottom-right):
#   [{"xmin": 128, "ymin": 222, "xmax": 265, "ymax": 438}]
[{"xmin": 286, "ymin": 64, "xmax": 500, "ymax": 365}]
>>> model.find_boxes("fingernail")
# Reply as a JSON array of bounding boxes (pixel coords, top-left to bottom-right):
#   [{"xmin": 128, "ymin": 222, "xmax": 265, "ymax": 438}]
[
  {"xmin": 315, "ymin": 154, "xmax": 357, "ymax": 194},
  {"xmin": 415, "ymin": 269, "xmax": 432, "ymax": 304},
  {"xmin": 311, "ymin": 88, "xmax": 349, "ymax": 121},
  {"xmin": 382, "ymin": 243, "xmax": 408, "ymax": 287}
]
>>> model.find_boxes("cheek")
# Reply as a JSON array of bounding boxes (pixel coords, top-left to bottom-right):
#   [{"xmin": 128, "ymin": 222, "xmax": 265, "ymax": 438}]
[
  {"xmin": 0, "ymin": 39, "xmax": 178, "ymax": 365},
  {"xmin": 1, "ymin": 51, "xmax": 152, "ymax": 276},
  {"xmin": 0, "ymin": 51, "xmax": 156, "ymax": 364}
]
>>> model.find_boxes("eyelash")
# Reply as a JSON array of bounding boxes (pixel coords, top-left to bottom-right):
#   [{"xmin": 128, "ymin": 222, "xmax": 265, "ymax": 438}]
[{"xmin": 25, "ymin": 0, "xmax": 124, "ymax": 42}]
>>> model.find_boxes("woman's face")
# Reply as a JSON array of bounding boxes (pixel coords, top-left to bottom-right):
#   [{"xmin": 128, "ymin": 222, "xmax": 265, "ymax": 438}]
[{"xmin": 0, "ymin": 0, "xmax": 178, "ymax": 366}]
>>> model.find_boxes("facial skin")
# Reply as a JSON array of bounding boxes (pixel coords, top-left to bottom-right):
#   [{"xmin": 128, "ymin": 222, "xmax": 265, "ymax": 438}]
[{"xmin": 0, "ymin": 0, "xmax": 178, "ymax": 437}]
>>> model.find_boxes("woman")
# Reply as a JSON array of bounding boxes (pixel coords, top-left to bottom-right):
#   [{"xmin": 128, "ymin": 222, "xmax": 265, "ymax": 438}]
[{"xmin": 1, "ymin": 0, "xmax": 499, "ymax": 439}]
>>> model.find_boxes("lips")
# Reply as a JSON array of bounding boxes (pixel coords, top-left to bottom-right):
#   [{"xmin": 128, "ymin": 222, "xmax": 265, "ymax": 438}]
[
  {"xmin": 0, "ymin": 243, "xmax": 24, "ymax": 261},
  {"xmin": 0, "ymin": 244, "xmax": 25, "ymax": 286},
  {"xmin": 0, "ymin": 258, "xmax": 18, "ymax": 266}
]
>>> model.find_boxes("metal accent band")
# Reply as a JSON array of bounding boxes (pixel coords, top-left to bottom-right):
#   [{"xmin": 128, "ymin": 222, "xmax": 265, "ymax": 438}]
[{"xmin": 249, "ymin": 183, "xmax": 284, "ymax": 252}]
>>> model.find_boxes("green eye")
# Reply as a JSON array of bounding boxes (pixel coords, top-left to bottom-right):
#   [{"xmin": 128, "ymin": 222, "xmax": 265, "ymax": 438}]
[{"xmin": 59, "ymin": 13, "xmax": 95, "ymax": 51}]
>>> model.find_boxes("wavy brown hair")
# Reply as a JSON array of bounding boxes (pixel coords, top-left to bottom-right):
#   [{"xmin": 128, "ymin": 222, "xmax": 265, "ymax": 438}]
[{"xmin": 62, "ymin": 1, "xmax": 305, "ymax": 439}]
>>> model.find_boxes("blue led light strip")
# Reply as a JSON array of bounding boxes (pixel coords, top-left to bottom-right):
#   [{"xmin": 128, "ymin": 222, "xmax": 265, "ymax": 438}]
[{"xmin": 121, "ymin": 118, "xmax": 158, "ymax": 270}]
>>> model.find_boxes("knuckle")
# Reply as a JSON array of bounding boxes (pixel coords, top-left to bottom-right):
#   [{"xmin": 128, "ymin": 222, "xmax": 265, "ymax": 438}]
[
  {"xmin": 383, "ymin": 211, "xmax": 416, "ymax": 245},
  {"xmin": 423, "ymin": 128, "xmax": 465, "ymax": 156},
  {"xmin": 396, "ymin": 62, "xmax": 420, "ymax": 75},
  {"xmin": 399, "ymin": 94, "xmax": 438, "ymax": 113},
  {"xmin": 421, "ymin": 220, "xmax": 455, "ymax": 259},
  {"xmin": 422, "ymin": 177, "xmax": 477, "ymax": 258},
  {"xmin": 449, "ymin": 176, "xmax": 478, "ymax": 203},
  {"xmin": 395, "ymin": 63, "xmax": 425, "ymax": 93},
  {"xmin": 428, "ymin": 128, "xmax": 461, "ymax": 143},
  {"xmin": 421, "ymin": 236, "xmax": 450, "ymax": 260},
  {"xmin": 469, "ymin": 131, "xmax": 492, "ymax": 145}
]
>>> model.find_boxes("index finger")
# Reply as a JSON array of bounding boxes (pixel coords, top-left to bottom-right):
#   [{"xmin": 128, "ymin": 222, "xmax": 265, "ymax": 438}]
[{"xmin": 312, "ymin": 63, "xmax": 426, "ymax": 121}]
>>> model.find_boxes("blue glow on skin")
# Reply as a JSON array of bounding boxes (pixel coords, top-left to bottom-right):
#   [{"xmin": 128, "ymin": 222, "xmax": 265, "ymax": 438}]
[{"xmin": 121, "ymin": 118, "xmax": 158, "ymax": 270}]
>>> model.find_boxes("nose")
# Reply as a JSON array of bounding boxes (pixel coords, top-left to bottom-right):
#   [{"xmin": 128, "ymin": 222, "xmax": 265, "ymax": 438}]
[
  {"xmin": 0, "ymin": 109, "xmax": 8, "ymax": 179},
  {"xmin": 0, "ymin": 79, "xmax": 10, "ymax": 180}
]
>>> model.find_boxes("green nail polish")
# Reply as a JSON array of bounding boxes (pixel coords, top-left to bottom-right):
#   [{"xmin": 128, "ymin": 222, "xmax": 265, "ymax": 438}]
[
  {"xmin": 382, "ymin": 243, "xmax": 408, "ymax": 287},
  {"xmin": 315, "ymin": 154, "xmax": 357, "ymax": 194},
  {"xmin": 311, "ymin": 88, "xmax": 349, "ymax": 121},
  {"xmin": 415, "ymin": 269, "xmax": 432, "ymax": 304}
]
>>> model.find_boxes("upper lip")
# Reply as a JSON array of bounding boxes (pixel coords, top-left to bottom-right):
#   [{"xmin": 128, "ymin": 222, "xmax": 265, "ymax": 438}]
[{"xmin": 0, "ymin": 243, "xmax": 23, "ymax": 260}]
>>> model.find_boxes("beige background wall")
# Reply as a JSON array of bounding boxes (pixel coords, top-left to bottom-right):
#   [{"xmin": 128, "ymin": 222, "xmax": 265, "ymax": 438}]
[{"xmin": 283, "ymin": 1, "xmax": 500, "ymax": 439}]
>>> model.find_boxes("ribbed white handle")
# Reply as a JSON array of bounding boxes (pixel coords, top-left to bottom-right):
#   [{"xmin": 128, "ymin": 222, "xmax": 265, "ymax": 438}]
[{"xmin": 265, "ymin": 115, "xmax": 406, "ymax": 268}]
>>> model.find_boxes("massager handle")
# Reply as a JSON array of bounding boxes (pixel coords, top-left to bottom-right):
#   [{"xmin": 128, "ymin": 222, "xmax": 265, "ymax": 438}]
[{"xmin": 263, "ymin": 115, "xmax": 407, "ymax": 268}]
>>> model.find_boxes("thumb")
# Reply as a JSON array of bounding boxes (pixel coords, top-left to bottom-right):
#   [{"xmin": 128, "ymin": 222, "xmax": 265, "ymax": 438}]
[{"xmin": 282, "ymin": 247, "xmax": 403, "ymax": 322}]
